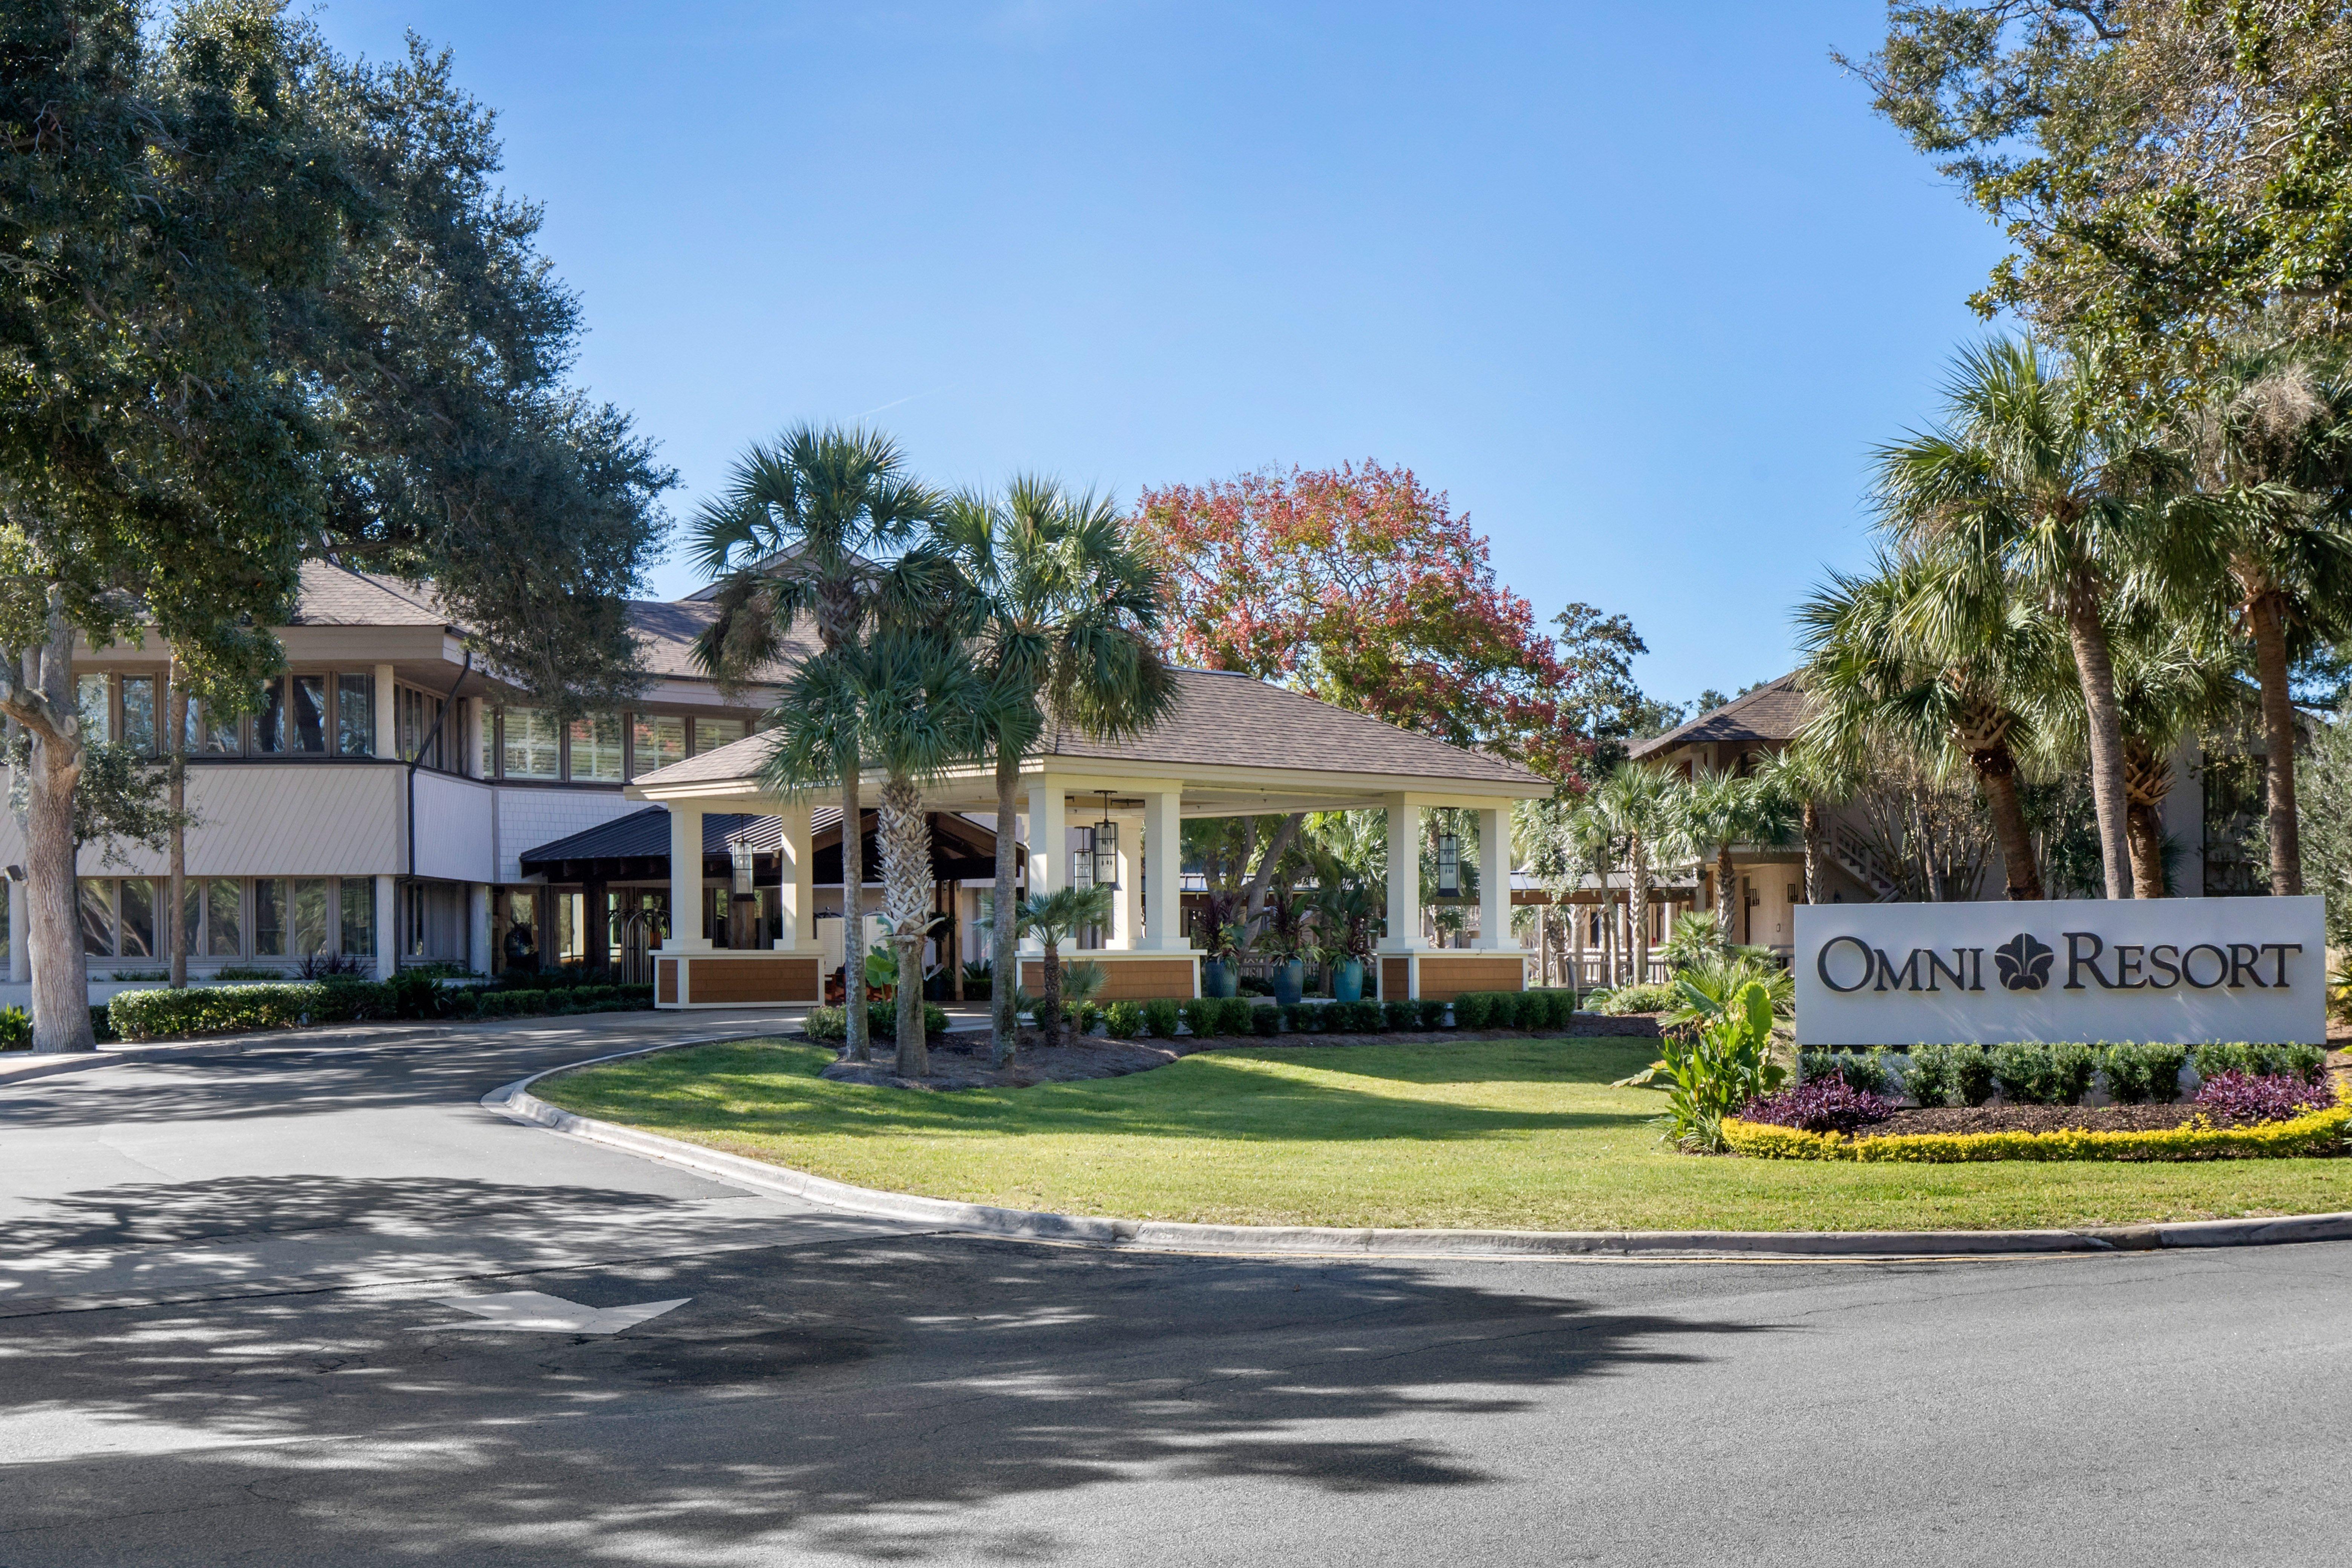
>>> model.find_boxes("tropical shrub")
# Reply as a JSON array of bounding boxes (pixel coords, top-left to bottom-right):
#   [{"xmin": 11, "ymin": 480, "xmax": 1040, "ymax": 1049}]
[
  {"xmin": 1950, "ymin": 1043, "xmax": 1996, "ymax": 1106},
  {"xmin": 1739, "ymin": 1079, "xmax": 1896, "ymax": 1136},
  {"xmin": 1670, "ymin": 948, "xmax": 1794, "ymax": 1019},
  {"xmin": 1614, "ymin": 978, "xmax": 1785, "ymax": 1152},
  {"xmin": 1417, "ymin": 998, "xmax": 1450, "ymax": 1030},
  {"xmin": 1216, "ymin": 996, "xmax": 1255, "ymax": 1036},
  {"xmin": 2098, "ymin": 1042, "xmax": 2189, "ymax": 1104},
  {"xmin": 1180, "ymin": 998, "xmax": 1219, "ymax": 1037},
  {"xmin": 1800, "ymin": 1048, "xmax": 1897, "ymax": 1096},
  {"xmin": 1384, "ymin": 999, "xmax": 1420, "ymax": 1031},
  {"xmin": 1991, "ymin": 1042, "xmax": 2096, "ymax": 1105},
  {"xmin": 804, "ymin": 1006, "xmax": 847, "ymax": 1042},
  {"xmin": 2193, "ymin": 1041, "xmax": 2327, "ymax": 1084},
  {"xmin": 1103, "ymin": 1001, "xmax": 1145, "ymax": 1039},
  {"xmin": 0, "ymin": 1006, "xmax": 28, "ymax": 1049},
  {"xmin": 1592, "ymin": 982, "xmax": 1679, "ymax": 1015},
  {"xmin": 2194, "ymin": 1069, "xmax": 2338, "ymax": 1123},
  {"xmin": 1142, "ymin": 997, "xmax": 1181, "ymax": 1040},
  {"xmin": 1905, "ymin": 1044, "xmax": 1953, "ymax": 1108}
]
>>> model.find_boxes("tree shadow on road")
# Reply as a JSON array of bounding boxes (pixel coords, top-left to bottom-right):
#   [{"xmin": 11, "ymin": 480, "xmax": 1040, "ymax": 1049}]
[{"xmin": 0, "ymin": 1233, "xmax": 1780, "ymax": 1564}]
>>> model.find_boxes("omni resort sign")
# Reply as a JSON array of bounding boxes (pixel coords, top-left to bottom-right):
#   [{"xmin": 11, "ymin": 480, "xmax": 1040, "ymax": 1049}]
[{"xmin": 1793, "ymin": 897, "xmax": 2326, "ymax": 1046}]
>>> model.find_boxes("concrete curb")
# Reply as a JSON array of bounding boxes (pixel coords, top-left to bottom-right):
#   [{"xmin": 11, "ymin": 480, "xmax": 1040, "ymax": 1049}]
[{"xmin": 482, "ymin": 1036, "xmax": 2352, "ymax": 1261}]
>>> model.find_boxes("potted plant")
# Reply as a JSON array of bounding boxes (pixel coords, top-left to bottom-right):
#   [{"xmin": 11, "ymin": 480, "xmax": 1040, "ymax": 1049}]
[
  {"xmin": 1198, "ymin": 889, "xmax": 1242, "ymax": 998},
  {"xmin": 1263, "ymin": 884, "xmax": 1306, "ymax": 1006},
  {"xmin": 1317, "ymin": 874, "xmax": 1377, "ymax": 1003}
]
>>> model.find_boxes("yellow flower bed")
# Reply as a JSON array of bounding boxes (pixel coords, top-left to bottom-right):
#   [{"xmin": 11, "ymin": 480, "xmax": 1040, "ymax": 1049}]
[{"xmin": 1723, "ymin": 1097, "xmax": 2352, "ymax": 1164}]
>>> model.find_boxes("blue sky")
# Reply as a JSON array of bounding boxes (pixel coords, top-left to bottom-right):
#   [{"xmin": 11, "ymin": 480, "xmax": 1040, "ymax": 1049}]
[{"xmin": 312, "ymin": 1, "xmax": 2009, "ymax": 711}]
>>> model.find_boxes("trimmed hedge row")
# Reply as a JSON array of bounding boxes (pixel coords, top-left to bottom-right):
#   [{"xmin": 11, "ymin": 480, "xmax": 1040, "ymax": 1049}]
[
  {"xmin": 804, "ymin": 1001, "xmax": 952, "ymax": 1043},
  {"xmin": 1723, "ymin": 1096, "xmax": 2351, "ymax": 1162},
  {"xmin": 109, "ymin": 978, "xmax": 654, "ymax": 1041},
  {"xmin": 1806, "ymin": 1040, "xmax": 2329, "ymax": 1107},
  {"xmin": 1070, "ymin": 988, "xmax": 1582, "ymax": 1041}
]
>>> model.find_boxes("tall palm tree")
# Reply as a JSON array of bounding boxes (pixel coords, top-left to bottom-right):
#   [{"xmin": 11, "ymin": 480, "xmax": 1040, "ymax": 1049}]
[
  {"xmin": 1674, "ymin": 766, "xmax": 1797, "ymax": 939},
  {"xmin": 1873, "ymin": 340, "xmax": 2184, "ymax": 900},
  {"xmin": 1560, "ymin": 798, "xmax": 1619, "ymax": 986},
  {"xmin": 1751, "ymin": 741, "xmax": 1855, "ymax": 907},
  {"xmin": 1798, "ymin": 556, "xmax": 2066, "ymax": 900},
  {"xmin": 1593, "ymin": 764, "xmax": 1679, "ymax": 985},
  {"xmin": 2173, "ymin": 347, "xmax": 2352, "ymax": 896},
  {"xmin": 690, "ymin": 424, "xmax": 945, "ymax": 1062},
  {"xmin": 936, "ymin": 478, "xmax": 1174, "ymax": 1066},
  {"xmin": 861, "ymin": 631, "xmax": 1017, "ymax": 1074}
]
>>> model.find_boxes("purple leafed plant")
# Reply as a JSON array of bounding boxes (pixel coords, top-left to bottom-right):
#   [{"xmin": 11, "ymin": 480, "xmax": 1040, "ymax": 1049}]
[
  {"xmin": 1740, "ymin": 1078, "xmax": 1896, "ymax": 1135},
  {"xmin": 2192, "ymin": 1070, "xmax": 2337, "ymax": 1124}
]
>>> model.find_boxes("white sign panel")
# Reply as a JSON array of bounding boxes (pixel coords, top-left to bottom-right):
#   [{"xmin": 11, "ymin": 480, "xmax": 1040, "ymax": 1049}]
[{"xmin": 1794, "ymin": 897, "xmax": 2326, "ymax": 1046}]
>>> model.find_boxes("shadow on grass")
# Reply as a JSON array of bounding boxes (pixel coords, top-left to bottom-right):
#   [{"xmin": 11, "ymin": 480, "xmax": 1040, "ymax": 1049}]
[
  {"xmin": 0, "ymin": 1230, "xmax": 1775, "ymax": 1563},
  {"xmin": 542, "ymin": 1040, "xmax": 1668, "ymax": 1146}
]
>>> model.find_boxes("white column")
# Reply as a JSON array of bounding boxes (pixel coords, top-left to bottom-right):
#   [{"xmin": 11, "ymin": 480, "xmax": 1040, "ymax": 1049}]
[
  {"xmin": 373, "ymin": 664, "xmax": 397, "ymax": 758},
  {"xmin": 664, "ymin": 803, "xmax": 710, "ymax": 951},
  {"xmin": 466, "ymin": 698, "xmax": 486, "ymax": 778},
  {"xmin": 775, "ymin": 800, "xmax": 818, "ymax": 950},
  {"xmin": 467, "ymin": 882, "xmax": 491, "ymax": 975},
  {"xmin": 1107, "ymin": 812, "xmax": 1140, "ymax": 949},
  {"xmin": 1022, "ymin": 777, "xmax": 1064, "ymax": 954},
  {"xmin": 1379, "ymin": 793, "xmax": 1422, "ymax": 952},
  {"xmin": 374, "ymin": 874, "xmax": 398, "ymax": 979},
  {"xmin": 8, "ymin": 874, "xmax": 27, "ymax": 983},
  {"xmin": 1139, "ymin": 790, "xmax": 1184, "ymax": 951},
  {"xmin": 1476, "ymin": 806, "xmax": 1509, "ymax": 950}
]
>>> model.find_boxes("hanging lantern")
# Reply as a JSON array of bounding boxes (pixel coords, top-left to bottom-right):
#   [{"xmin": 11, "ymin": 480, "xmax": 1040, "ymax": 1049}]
[
  {"xmin": 1436, "ymin": 830, "xmax": 1460, "ymax": 898},
  {"xmin": 1093, "ymin": 790, "xmax": 1120, "ymax": 890}
]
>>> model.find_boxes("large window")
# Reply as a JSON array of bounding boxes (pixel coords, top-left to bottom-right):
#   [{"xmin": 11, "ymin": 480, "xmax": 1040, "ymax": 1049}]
[
  {"xmin": 254, "ymin": 879, "xmax": 287, "ymax": 956},
  {"xmin": 397, "ymin": 685, "xmax": 445, "ymax": 767},
  {"xmin": 337, "ymin": 673, "xmax": 375, "ymax": 756},
  {"xmin": 502, "ymin": 708, "xmax": 560, "ymax": 779},
  {"xmin": 78, "ymin": 878, "xmax": 155, "ymax": 960},
  {"xmin": 695, "ymin": 717, "xmax": 747, "ymax": 755},
  {"xmin": 119, "ymin": 675, "xmax": 156, "ymax": 755},
  {"xmin": 569, "ymin": 713, "xmax": 623, "ymax": 782},
  {"xmin": 630, "ymin": 714, "xmax": 685, "ymax": 778},
  {"xmin": 339, "ymin": 878, "xmax": 374, "ymax": 957},
  {"xmin": 77, "ymin": 675, "xmax": 109, "ymax": 744}
]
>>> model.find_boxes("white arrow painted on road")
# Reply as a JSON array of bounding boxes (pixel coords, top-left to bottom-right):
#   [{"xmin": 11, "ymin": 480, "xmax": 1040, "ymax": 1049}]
[{"xmin": 420, "ymin": 1291, "xmax": 690, "ymax": 1335}]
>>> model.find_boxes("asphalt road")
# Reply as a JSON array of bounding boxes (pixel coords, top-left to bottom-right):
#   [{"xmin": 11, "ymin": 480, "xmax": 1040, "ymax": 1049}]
[{"xmin": 3, "ymin": 1018, "xmax": 2347, "ymax": 1566}]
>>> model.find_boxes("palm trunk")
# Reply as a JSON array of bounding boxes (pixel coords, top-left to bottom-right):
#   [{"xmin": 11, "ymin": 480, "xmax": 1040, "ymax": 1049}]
[
  {"xmin": 1041, "ymin": 940, "xmax": 1063, "ymax": 1049},
  {"xmin": 1629, "ymin": 834, "xmax": 1651, "ymax": 985},
  {"xmin": 2063, "ymin": 572, "xmax": 2135, "ymax": 899},
  {"xmin": 1969, "ymin": 745, "xmax": 2044, "ymax": 900},
  {"xmin": 168, "ymin": 662, "xmax": 188, "ymax": 989},
  {"xmin": 16, "ymin": 612, "xmax": 92, "ymax": 1052},
  {"xmin": 839, "ymin": 760, "xmax": 868, "ymax": 1062},
  {"xmin": 1714, "ymin": 844, "xmax": 1735, "ymax": 936},
  {"xmin": 2249, "ymin": 591, "xmax": 2303, "ymax": 895},
  {"xmin": 2127, "ymin": 801, "xmax": 2167, "ymax": 899},
  {"xmin": 1800, "ymin": 801, "xmax": 1820, "ymax": 904},
  {"xmin": 879, "ymin": 774, "xmax": 931, "ymax": 1076},
  {"xmin": 991, "ymin": 743, "xmax": 1020, "ymax": 1064}
]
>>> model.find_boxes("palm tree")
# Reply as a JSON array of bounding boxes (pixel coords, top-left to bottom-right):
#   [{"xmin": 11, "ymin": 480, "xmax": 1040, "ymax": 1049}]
[
  {"xmin": 1004, "ymin": 884, "xmax": 1115, "ymax": 1050},
  {"xmin": 936, "ymin": 478, "xmax": 1174, "ymax": 1066},
  {"xmin": 690, "ymin": 424, "xmax": 945, "ymax": 1062},
  {"xmin": 1798, "ymin": 556, "xmax": 2066, "ymax": 900},
  {"xmin": 1593, "ymin": 764, "xmax": 1679, "ymax": 985},
  {"xmin": 1750, "ymin": 742, "xmax": 1854, "ymax": 907},
  {"xmin": 1873, "ymin": 340, "xmax": 2184, "ymax": 899},
  {"xmin": 1674, "ymin": 766, "xmax": 1797, "ymax": 939},
  {"xmin": 1560, "ymin": 797, "xmax": 1619, "ymax": 985},
  {"xmin": 2173, "ymin": 347, "xmax": 2352, "ymax": 896},
  {"xmin": 858, "ymin": 631, "xmax": 1015, "ymax": 1075}
]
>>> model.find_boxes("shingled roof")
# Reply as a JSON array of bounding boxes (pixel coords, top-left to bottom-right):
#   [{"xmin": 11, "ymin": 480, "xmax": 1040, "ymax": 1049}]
[
  {"xmin": 631, "ymin": 668, "xmax": 1548, "ymax": 793},
  {"xmin": 1627, "ymin": 672, "xmax": 1811, "ymax": 760}
]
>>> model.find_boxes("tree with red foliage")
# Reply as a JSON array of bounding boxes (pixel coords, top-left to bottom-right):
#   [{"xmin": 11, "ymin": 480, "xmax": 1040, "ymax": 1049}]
[{"xmin": 1131, "ymin": 462, "xmax": 1592, "ymax": 781}]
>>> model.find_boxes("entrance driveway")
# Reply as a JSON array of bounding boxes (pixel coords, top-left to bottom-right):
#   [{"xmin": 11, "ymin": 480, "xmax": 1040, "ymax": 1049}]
[{"xmin": 0, "ymin": 1017, "xmax": 2341, "ymax": 1565}]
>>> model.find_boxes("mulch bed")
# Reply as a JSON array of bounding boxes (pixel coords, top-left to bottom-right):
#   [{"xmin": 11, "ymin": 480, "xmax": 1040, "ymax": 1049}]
[
  {"xmin": 810, "ymin": 1012, "xmax": 1662, "ymax": 1092},
  {"xmin": 1867, "ymin": 1104, "xmax": 2222, "ymax": 1135}
]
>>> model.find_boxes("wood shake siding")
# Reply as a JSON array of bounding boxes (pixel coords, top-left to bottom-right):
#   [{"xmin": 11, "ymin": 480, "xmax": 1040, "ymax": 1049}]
[
  {"xmin": 1019, "ymin": 958, "xmax": 1196, "ymax": 1001},
  {"xmin": 1415, "ymin": 954, "xmax": 1527, "ymax": 1001}
]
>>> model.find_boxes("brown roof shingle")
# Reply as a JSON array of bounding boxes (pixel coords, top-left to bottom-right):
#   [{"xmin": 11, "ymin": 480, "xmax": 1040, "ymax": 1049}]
[{"xmin": 1627, "ymin": 672, "xmax": 1810, "ymax": 760}]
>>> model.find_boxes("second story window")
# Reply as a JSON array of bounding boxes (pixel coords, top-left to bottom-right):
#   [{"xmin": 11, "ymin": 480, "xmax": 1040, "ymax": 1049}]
[
  {"xmin": 694, "ymin": 717, "xmax": 747, "ymax": 755},
  {"xmin": 337, "ymin": 674, "xmax": 374, "ymax": 755},
  {"xmin": 502, "ymin": 708, "xmax": 559, "ymax": 779},
  {"xmin": 77, "ymin": 675, "xmax": 109, "ymax": 744},
  {"xmin": 569, "ymin": 713, "xmax": 623, "ymax": 782},
  {"xmin": 258, "ymin": 675, "xmax": 329, "ymax": 754},
  {"xmin": 398, "ymin": 686, "xmax": 445, "ymax": 768},
  {"xmin": 630, "ymin": 714, "xmax": 684, "ymax": 778},
  {"xmin": 119, "ymin": 676, "xmax": 156, "ymax": 754}
]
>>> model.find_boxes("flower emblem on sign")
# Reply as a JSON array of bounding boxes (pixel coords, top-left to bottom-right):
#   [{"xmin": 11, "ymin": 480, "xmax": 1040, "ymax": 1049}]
[{"xmin": 1992, "ymin": 933, "xmax": 2054, "ymax": 992}]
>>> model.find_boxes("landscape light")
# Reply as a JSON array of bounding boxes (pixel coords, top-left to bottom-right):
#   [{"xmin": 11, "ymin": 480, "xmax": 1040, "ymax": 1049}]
[
  {"xmin": 1093, "ymin": 790, "xmax": 1120, "ymax": 890},
  {"xmin": 1436, "ymin": 831, "xmax": 1460, "ymax": 897}
]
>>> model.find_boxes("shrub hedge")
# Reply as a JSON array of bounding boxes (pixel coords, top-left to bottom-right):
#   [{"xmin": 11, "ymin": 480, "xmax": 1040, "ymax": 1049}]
[
  {"xmin": 803, "ymin": 1001, "xmax": 952, "ymax": 1043},
  {"xmin": 109, "ymin": 978, "xmax": 654, "ymax": 1041},
  {"xmin": 1102, "ymin": 1001, "xmax": 1145, "ymax": 1039},
  {"xmin": 1142, "ymin": 998, "xmax": 1181, "ymax": 1040},
  {"xmin": 1724, "ymin": 1094, "xmax": 2351, "ymax": 1162}
]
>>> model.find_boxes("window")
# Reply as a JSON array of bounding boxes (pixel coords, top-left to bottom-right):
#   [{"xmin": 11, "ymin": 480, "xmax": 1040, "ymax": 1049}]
[
  {"xmin": 502, "ymin": 708, "xmax": 559, "ymax": 779},
  {"xmin": 119, "ymin": 676, "xmax": 156, "ymax": 755},
  {"xmin": 186, "ymin": 698, "xmax": 238, "ymax": 754},
  {"xmin": 115, "ymin": 879, "xmax": 154, "ymax": 959},
  {"xmin": 291, "ymin": 878, "xmax": 331, "ymax": 957},
  {"xmin": 79, "ymin": 879, "xmax": 115, "ymax": 957},
  {"xmin": 291, "ymin": 675, "xmax": 328, "ymax": 753},
  {"xmin": 207, "ymin": 879, "xmax": 242, "ymax": 957},
  {"xmin": 256, "ymin": 679, "xmax": 286, "ymax": 753},
  {"xmin": 631, "ymin": 714, "xmax": 685, "ymax": 778},
  {"xmin": 340, "ymin": 878, "xmax": 374, "ymax": 958},
  {"xmin": 404, "ymin": 882, "xmax": 465, "ymax": 960},
  {"xmin": 398, "ymin": 686, "xmax": 446, "ymax": 769},
  {"xmin": 337, "ymin": 674, "xmax": 374, "ymax": 756},
  {"xmin": 253, "ymin": 879, "xmax": 286, "ymax": 956},
  {"xmin": 77, "ymin": 675, "xmax": 109, "ymax": 744},
  {"xmin": 694, "ymin": 717, "xmax": 747, "ymax": 756},
  {"xmin": 569, "ymin": 713, "xmax": 623, "ymax": 782}
]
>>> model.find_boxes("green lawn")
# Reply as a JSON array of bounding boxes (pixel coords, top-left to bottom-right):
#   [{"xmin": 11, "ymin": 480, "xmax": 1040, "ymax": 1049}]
[{"xmin": 535, "ymin": 1036, "xmax": 2352, "ymax": 1233}]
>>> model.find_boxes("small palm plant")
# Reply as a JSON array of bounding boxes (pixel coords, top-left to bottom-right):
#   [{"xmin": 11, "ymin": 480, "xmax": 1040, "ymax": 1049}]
[
  {"xmin": 1613, "ymin": 978, "xmax": 1785, "ymax": 1152},
  {"xmin": 997, "ymin": 884, "xmax": 1114, "ymax": 1050}
]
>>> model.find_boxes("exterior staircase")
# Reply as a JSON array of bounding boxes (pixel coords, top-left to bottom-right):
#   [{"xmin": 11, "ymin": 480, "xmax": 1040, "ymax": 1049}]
[{"xmin": 1827, "ymin": 822, "xmax": 1904, "ymax": 902}]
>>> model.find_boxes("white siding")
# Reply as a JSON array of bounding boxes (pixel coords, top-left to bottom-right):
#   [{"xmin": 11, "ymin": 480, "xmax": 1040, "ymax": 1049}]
[
  {"xmin": 493, "ymin": 788, "xmax": 643, "ymax": 882},
  {"xmin": 0, "ymin": 763, "xmax": 406, "ymax": 877},
  {"xmin": 413, "ymin": 772, "xmax": 495, "ymax": 882}
]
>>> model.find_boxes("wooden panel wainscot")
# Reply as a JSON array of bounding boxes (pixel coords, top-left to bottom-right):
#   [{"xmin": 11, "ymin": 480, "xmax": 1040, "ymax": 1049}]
[
  {"xmin": 1380, "ymin": 956, "xmax": 1413, "ymax": 1003},
  {"xmin": 686, "ymin": 956, "xmax": 822, "ymax": 1006},
  {"xmin": 657, "ymin": 959, "xmax": 678, "ymax": 1005},
  {"xmin": 1415, "ymin": 955, "xmax": 1528, "ymax": 1002},
  {"xmin": 1019, "ymin": 958, "xmax": 1197, "ymax": 1001}
]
